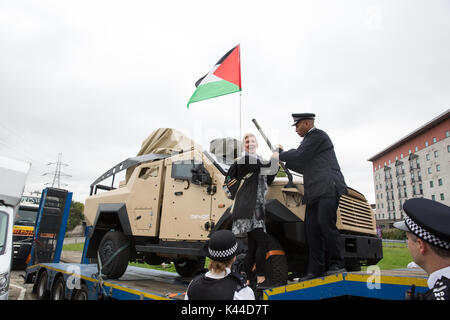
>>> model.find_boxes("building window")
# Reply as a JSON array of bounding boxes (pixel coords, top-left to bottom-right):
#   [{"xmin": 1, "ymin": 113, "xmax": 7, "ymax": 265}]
[
  {"xmin": 446, "ymin": 130, "xmax": 450, "ymax": 138},
  {"xmin": 430, "ymin": 181, "xmax": 434, "ymax": 188},
  {"xmin": 426, "ymin": 154, "xmax": 430, "ymax": 161},
  {"xmin": 434, "ymin": 150, "xmax": 438, "ymax": 158},
  {"xmin": 409, "ymin": 149, "xmax": 412, "ymax": 154},
  {"xmin": 440, "ymin": 193, "xmax": 445, "ymax": 201},
  {"xmin": 432, "ymin": 195, "xmax": 436, "ymax": 201},
  {"xmin": 436, "ymin": 164, "xmax": 441, "ymax": 172},
  {"xmin": 401, "ymin": 153, "xmax": 404, "ymax": 159},
  {"xmin": 448, "ymin": 145, "xmax": 450, "ymax": 153},
  {"xmin": 425, "ymin": 141, "xmax": 429, "ymax": 147},
  {"xmin": 428, "ymin": 167, "xmax": 432, "ymax": 174},
  {"xmin": 415, "ymin": 146, "xmax": 419, "ymax": 152},
  {"xmin": 433, "ymin": 137, "xmax": 437, "ymax": 143},
  {"xmin": 438, "ymin": 178, "xmax": 443, "ymax": 186}
]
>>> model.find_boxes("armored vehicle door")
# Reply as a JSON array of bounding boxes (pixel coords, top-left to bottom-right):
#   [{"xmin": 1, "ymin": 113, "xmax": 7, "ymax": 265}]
[
  {"xmin": 159, "ymin": 151, "xmax": 213, "ymax": 241},
  {"xmin": 129, "ymin": 161, "xmax": 165, "ymax": 236}
]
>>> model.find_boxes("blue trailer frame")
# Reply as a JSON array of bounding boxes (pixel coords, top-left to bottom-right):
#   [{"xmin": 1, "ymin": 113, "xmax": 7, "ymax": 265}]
[
  {"xmin": 25, "ymin": 263, "xmax": 188, "ymax": 300},
  {"xmin": 262, "ymin": 269, "xmax": 429, "ymax": 300}
]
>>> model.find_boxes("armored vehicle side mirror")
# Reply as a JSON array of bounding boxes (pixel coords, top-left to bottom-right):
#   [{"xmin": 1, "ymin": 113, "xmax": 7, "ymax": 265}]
[
  {"xmin": 171, "ymin": 161, "xmax": 212, "ymax": 186},
  {"xmin": 190, "ymin": 163, "xmax": 212, "ymax": 186}
]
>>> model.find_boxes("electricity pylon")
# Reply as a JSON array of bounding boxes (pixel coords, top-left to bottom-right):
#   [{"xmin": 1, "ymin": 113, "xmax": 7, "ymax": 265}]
[{"xmin": 43, "ymin": 153, "xmax": 71, "ymax": 188}]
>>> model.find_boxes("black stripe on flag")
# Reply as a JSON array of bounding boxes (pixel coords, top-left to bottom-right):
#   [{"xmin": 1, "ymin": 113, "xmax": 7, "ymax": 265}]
[{"xmin": 194, "ymin": 45, "xmax": 238, "ymax": 88}]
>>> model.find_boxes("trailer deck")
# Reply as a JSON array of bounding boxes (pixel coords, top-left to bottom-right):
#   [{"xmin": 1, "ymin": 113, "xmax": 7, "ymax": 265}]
[
  {"xmin": 26, "ymin": 263, "xmax": 189, "ymax": 300},
  {"xmin": 263, "ymin": 268, "xmax": 429, "ymax": 300},
  {"xmin": 26, "ymin": 261, "xmax": 429, "ymax": 300}
]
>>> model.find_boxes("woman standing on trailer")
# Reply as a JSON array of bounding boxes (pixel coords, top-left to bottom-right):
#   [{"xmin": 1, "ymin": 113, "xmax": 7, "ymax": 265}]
[{"xmin": 230, "ymin": 133, "xmax": 277, "ymax": 289}]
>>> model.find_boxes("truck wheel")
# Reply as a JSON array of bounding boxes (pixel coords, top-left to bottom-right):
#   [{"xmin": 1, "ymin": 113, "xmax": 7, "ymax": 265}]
[
  {"xmin": 51, "ymin": 276, "xmax": 66, "ymax": 300},
  {"xmin": 174, "ymin": 257, "xmax": 205, "ymax": 278},
  {"xmin": 72, "ymin": 283, "xmax": 89, "ymax": 300},
  {"xmin": 36, "ymin": 270, "xmax": 50, "ymax": 300},
  {"xmin": 265, "ymin": 235, "xmax": 288, "ymax": 286},
  {"xmin": 98, "ymin": 231, "xmax": 131, "ymax": 279}
]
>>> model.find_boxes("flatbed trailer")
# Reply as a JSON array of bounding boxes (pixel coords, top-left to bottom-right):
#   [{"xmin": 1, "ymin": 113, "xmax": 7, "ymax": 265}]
[
  {"xmin": 263, "ymin": 268, "xmax": 429, "ymax": 300},
  {"xmin": 24, "ymin": 261, "xmax": 429, "ymax": 300},
  {"xmin": 25, "ymin": 263, "xmax": 189, "ymax": 300}
]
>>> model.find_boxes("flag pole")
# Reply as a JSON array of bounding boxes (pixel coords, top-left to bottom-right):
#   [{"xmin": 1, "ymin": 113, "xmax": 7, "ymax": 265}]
[{"xmin": 239, "ymin": 92, "xmax": 242, "ymax": 141}]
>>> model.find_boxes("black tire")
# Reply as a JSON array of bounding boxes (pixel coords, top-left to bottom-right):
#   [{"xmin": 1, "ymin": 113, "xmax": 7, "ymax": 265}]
[
  {"xmin": 98, "ymin": 231, "xmax": 131, "ymax": 279},
  {"xmin": 265, "ymin": 235, "xmax": 288, "ymax": 286},
  {"xmin": 72, "ymin": 283, "xmax": 89, "ymax": 300},
  {"xmin": 51, "ymin": 276, "xmax": 66, "ymax": 300},
  {"xmin": 36, "ymin": 270, "xmax": 50, "ymax": 300},
  {"xmin": 174, "ymin": 257, "xmax": 206, "ymax": 277}
]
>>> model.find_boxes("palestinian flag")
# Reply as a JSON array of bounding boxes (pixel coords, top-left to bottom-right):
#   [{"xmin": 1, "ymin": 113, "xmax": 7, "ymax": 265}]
[{"xmin": 187, "ymin": 44, "xmax": 241, "ymax": 108}]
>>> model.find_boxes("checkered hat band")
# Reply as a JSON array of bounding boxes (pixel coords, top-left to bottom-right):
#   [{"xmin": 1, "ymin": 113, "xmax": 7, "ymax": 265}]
[
  {"xmin": 405, "ymin": 215, "xmax": 450, "ymax": 250},
  {"xmin": 208, "ymin": 243, "xmax": 238, "ymax": 259}
]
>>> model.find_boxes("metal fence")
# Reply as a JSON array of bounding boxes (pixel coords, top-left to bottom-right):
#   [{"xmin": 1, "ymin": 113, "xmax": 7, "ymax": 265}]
[{"xmin": 382, "ymin": 239, "xmax": 407, "ymax": 248}]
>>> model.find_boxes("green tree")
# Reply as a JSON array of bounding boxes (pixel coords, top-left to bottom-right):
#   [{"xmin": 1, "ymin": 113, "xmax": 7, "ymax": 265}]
[{"xmin": 67, "ymin": 201, "xmax": 85, "ymax": 231}]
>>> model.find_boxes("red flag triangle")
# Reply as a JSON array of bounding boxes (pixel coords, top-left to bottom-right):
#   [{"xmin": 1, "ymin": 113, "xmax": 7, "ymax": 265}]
[{"xmin": 213, "ymin": 44, "xmax": 241, "ymax": 89}]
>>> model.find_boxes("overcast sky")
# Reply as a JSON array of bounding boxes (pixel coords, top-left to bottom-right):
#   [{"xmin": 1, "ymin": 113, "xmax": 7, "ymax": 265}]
[{"xmin": 1, "ymin": 0, "xmax": 449, "ymax": 204}]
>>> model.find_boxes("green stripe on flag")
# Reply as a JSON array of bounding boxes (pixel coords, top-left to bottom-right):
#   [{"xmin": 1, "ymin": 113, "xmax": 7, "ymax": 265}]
[{"xmin": 187, "ymin": 80, "xmax": 241, "ymax": 108}]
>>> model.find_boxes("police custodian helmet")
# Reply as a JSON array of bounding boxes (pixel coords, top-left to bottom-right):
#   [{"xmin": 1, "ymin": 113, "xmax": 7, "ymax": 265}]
[{"xmin": 394, "ymin": 198, "xmax": 450, "ymax": 251}]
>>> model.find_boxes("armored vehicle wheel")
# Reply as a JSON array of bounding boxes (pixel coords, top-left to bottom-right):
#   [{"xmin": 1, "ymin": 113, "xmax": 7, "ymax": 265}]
[
  {"xmin": 174, "ymin": 257, "xmax": 206, "ymax": 277},
  {"xmin": 98, "ymin": 231, "xmax": 131, "ymax": 279},
  {"xmin": 265, "ymin": 235, "xmax": 288, "ymax": 286},
  {"xmin": 231, "ymin": 235, "xmax": 288, "ymax": 286}
]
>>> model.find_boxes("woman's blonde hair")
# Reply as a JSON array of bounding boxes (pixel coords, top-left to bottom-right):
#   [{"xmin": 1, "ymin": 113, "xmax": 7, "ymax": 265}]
[
  {"xmin": 242, "ymin": 132, "xmax": 258, "ymax": 146},
  {"xmin": 208, "ymin": 258, "xmax": 235, "ymax": 274}
]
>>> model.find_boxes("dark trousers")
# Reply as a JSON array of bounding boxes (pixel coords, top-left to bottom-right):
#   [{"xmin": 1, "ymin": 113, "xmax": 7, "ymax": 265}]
[
  {"xmin": 305, "ymin": 195, "xmax": 344, "ymax": 275},
  {"xmin": 244, "ymin": 228, "xmax": 269, "ymax": 277}
]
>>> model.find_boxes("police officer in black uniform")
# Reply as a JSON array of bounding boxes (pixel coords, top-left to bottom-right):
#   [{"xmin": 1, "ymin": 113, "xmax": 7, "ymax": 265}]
[
  {"xmin": 185, "ymin": 229, "xmax": 255, "ymax": 300},
  {"xmin": 272, "ymin": 113, "xmax": 348, "ymax": 280},
  {"xmin": 393, "ymin": 198, "xmax": 450, "ymax": 300}
]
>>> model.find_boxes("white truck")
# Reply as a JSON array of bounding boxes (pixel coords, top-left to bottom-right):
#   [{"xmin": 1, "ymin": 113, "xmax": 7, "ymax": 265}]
[{"xmin": 0, "ymin": 156, "xmax": 30, "ymax": 300}]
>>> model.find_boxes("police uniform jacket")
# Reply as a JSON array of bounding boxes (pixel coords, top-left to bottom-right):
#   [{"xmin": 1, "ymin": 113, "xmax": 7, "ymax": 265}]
[{"xmin": 279, "ymin": 128, "xmax": 347, "ymax": 205}]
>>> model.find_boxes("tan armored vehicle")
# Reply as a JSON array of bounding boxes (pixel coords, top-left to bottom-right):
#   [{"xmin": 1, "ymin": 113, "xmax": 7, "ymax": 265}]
[{"xmin": 84, "ymin": 128, "xmax": 382, "ymax": 283}]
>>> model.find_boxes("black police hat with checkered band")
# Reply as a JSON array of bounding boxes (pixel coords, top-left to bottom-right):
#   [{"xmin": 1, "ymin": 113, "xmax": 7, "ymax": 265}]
[
  {"xmin": 394, "ymin": 198, "xmax": 450, "ymax": 251},
  {"xmin": 207, "ymin": 230, "xmax": 238, "ymax": 261}
]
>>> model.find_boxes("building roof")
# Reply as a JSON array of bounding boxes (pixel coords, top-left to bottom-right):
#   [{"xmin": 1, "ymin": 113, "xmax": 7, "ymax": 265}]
[{"xmin": 368, "ymin": 109, "xmax": 450, "ymax": 162}]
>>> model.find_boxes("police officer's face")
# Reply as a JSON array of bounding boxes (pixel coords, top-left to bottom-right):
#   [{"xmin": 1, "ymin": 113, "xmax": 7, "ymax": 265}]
[
  {"xmin": 406, "ymin": 232, "xmax": 425, "ymax": 268},
  {"xmin": 295, "ymin": 120, "xmax": 312, "ymax": 137},
  {"xmin": 244, "ymin": 135, "xmax": 258, "ymax": 154}
]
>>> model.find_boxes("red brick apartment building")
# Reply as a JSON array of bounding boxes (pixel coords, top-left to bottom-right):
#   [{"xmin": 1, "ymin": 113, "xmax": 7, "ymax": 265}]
[{"xmin": 368, "ymin": 109, "xmax": 450, "ymax": 229}]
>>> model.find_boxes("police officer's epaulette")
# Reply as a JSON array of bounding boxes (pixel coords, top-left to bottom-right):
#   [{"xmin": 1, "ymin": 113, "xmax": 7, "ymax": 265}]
[
  {"xmin": 432, "ymin": 276, "xmax": 449, "ymax": 300},
  {"xmin": 406, "ymin": 277, "xmax": 450, "ymax": 300},
  {"xmin": 228, "ymin": 272, "xmax": 247, "ymax": 292}
]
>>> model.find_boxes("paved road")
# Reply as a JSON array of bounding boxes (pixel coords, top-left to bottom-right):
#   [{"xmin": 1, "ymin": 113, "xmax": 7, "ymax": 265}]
[{"xmin": 8, "ymin": 270, "xmax": 35, "ymax": 300}]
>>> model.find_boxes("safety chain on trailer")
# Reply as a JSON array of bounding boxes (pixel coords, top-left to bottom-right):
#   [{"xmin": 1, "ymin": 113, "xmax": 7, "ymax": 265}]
[{"xmin": 93, "ymin": 243, "xmax": 130, "ymax": 300}]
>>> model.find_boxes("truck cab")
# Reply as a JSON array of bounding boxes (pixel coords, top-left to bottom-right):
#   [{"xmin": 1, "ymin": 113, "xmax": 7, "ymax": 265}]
[
  {"xmin": 12, "ymin": 196, "xmax": 40, "ymax": 269},
  {"xmin": 0, "ymin": 156, "xmax": 31, "ymax": 300}
]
